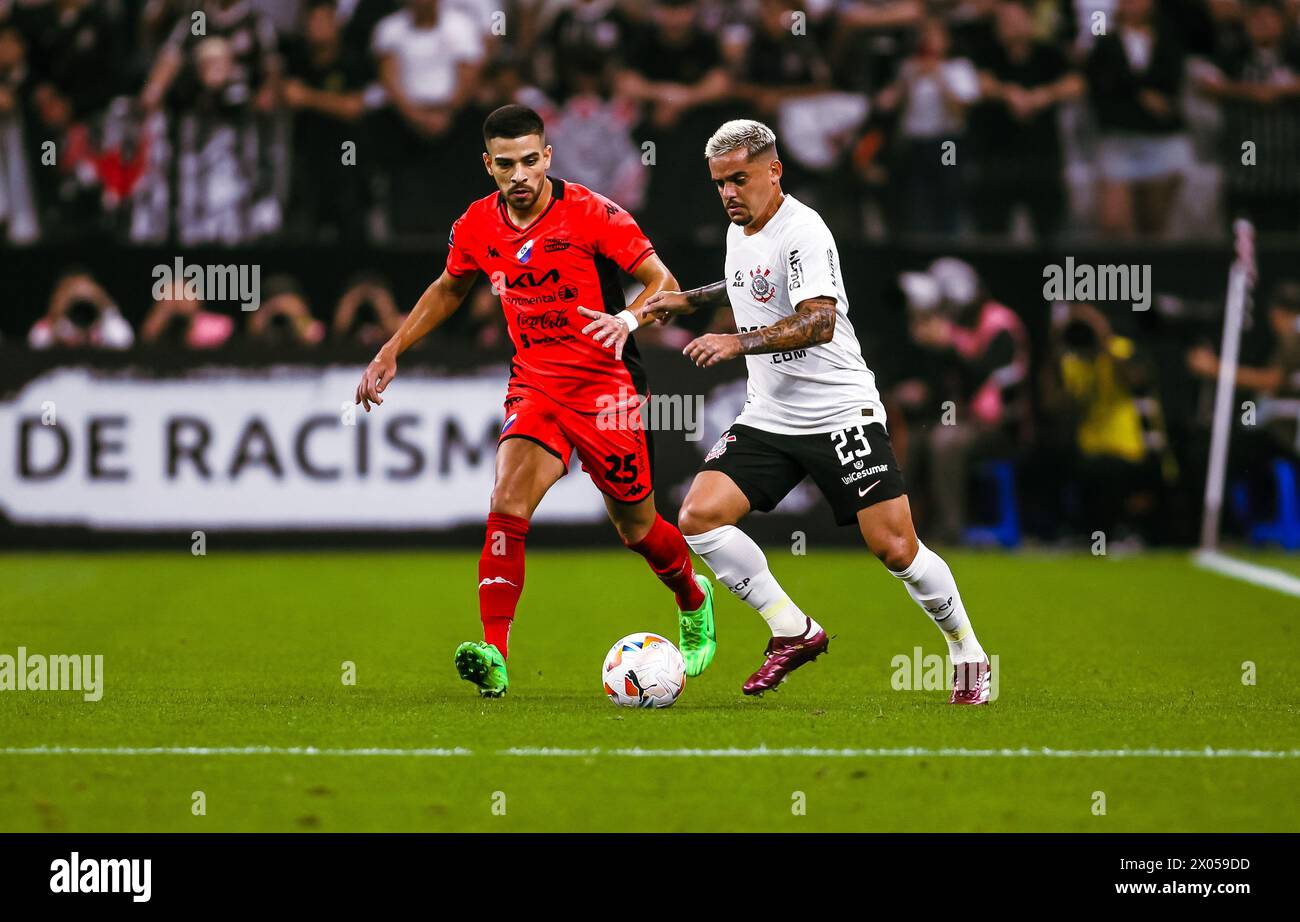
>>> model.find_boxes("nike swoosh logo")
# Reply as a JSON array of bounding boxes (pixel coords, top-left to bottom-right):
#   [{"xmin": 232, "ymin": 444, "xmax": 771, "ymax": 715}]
[
  {"xmin": 478, "ymin": 577, "xmax": 517, "ymax": 589},
  {"xmin": 858, "ymin": 480, "xmax": 881, "ymax": 497}
]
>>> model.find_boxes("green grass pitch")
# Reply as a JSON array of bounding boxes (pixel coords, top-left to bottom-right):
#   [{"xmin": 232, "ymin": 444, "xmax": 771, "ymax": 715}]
[{"xmin": 1, "ymin": 549, "xmax": 1297, "ymax": 832}]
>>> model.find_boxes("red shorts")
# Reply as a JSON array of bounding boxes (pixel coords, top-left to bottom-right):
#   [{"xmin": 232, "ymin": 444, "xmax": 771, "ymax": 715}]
[{"xmin": 499, "ymin": 386, "xmax": 653, "ymax": 503}]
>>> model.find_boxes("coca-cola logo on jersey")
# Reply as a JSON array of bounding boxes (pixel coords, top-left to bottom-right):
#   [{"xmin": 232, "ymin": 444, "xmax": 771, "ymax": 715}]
[{"xmin": 517, "ymin": 308, "xmax": 570, "ymax": 330}]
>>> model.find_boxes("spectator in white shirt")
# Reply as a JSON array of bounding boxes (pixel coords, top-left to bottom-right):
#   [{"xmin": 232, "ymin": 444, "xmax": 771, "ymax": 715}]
[
  {"xmin": 875, "ymin": 16, "xmax": 981, "ymax": 234},
  {"xmin": 371, "ymin": 0, "xmax": 486, "ymax": 235},
  {"xmin": 373, "ymin": 0, "xmax": 484, "ymax": 138}
]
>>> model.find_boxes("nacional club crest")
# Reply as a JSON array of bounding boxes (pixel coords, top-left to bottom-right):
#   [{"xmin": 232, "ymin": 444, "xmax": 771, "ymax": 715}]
[
  {"xmin": 516, "ymin": 239, "xmax": 535, "ymax": 264},
  {"xmin": 749, "ymin": 266, "xmax": 776, "ymax": 303},
  {"xmin": 705, "ymin": 431, "xmax": 737, "ymax": 462}
]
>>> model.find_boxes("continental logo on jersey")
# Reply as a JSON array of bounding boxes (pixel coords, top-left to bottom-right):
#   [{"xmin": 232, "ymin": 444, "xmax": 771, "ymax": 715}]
[
  {"xmin": 749, "ymin": 266, "xmax": 776, "ymax": 303},
  {"xmin": 788, "ymin": 248, "xmax": 804, "ymax": 290}
]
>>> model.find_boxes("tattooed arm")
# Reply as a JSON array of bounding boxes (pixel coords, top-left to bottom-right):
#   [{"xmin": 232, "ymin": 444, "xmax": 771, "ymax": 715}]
[
  {"xmin": 684, "ymin": 297, "xmax": 837, "ymax": 368},
  {"xmin": 735, "ymin": 297, "xmax": 837, "ymax": 354},
  {"xmin": 643, "ymin": 280, "xmax": 730, "ymax": 323}
]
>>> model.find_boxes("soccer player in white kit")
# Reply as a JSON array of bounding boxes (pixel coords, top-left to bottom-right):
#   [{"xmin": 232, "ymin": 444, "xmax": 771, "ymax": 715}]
[{"xmin": 582, "ymin": 119, "xmax": 992, "ymax": 702}]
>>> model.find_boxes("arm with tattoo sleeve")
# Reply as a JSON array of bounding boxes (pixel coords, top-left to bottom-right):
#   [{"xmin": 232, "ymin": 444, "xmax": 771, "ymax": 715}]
[
  {"xmin": 682, "ymin": 280, "xmax": 730, "ymax": 309},
  {"xmin": 642, "ymin": 279, "xmax": 729, "ymax": 324},
  {"xmin": 682, "ymin": 296, "xmax": 838, "ymax": 368},
  {"xmin": 735, "ymin": 297, "xmax": 837, "ymax": 354}
]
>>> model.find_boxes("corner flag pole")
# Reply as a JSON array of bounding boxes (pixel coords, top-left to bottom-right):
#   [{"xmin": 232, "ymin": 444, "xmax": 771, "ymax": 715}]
[{"xmin": 1200, "ymin": 219, "xmax": 1256, "ymax": 551}]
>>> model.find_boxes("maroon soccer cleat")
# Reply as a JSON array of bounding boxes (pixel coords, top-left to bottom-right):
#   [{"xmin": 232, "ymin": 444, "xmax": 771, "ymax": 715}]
[
  {"xmin": 949, "ymin": 655, "xmax": 992, "ymax": 705},
  {"xmin": 742, "ymin": 619, "xmax": 830, "ymax": 696}
]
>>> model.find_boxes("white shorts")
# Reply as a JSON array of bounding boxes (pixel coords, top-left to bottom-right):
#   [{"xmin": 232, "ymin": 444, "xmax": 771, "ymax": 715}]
[{"xmin": 1098, "ymin": 133, "xmax": 1193, "ymax": 182}]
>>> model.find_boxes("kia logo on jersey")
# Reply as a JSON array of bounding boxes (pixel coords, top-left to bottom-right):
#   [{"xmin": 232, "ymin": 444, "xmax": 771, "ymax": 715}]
[
  {"xmin": 505, "ymin": 268, "xmax": 560, "ymax": 288},
  {"xmin": 517, "ymin": 239, "xmax": 535, "ymax": 264}
]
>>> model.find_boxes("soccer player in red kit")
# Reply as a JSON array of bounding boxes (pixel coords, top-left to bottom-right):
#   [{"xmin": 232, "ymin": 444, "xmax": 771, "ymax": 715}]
[{"xmin": 354, "ymin": 105, "xmax": 715, "ymax": 697}]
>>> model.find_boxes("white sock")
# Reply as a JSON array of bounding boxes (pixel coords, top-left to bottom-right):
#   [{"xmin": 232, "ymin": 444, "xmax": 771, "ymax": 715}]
[
  {"xmin": 683, "ymin": 525, "xmax": 821, "ymax": 638},
  {"xmin": 890, "ymin": 542, "xmax": 985, "ymax": 664}
]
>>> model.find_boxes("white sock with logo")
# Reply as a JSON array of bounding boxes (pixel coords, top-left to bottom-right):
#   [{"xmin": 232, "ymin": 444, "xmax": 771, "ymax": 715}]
[
  {"xmin": 890, "ymin": 542, "xmax": 985, "ymax": 664},
  {"xmin": 683, "ymin": 525, "xmax": 821, "ymax": 638}
]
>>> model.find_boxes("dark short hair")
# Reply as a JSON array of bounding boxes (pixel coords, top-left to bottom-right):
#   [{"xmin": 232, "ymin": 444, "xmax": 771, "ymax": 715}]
[{"xmin": 482, "ymin": 104, "xmax": 545, "ymax": 148}]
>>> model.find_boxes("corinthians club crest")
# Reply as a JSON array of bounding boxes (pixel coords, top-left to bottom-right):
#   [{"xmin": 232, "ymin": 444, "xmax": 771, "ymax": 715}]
[{"xmin": 749, "ymin": 266, "xmax": 776, "ymax": 303}]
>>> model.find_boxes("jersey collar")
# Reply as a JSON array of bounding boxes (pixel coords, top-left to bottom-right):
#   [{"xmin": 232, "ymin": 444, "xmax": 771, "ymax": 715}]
[{"xmin": 497, "ymin": 177, "xmax": 565, "ymax": 234}]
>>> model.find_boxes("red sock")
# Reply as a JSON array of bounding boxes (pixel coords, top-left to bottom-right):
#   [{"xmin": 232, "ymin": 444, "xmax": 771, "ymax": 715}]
[
  {"xmin": 479, "ymin": 512, "xmax": 528, "ymax": 658},
  {"xmin": 628, "ymin": 515, "xmax": 706, "ymax": 611}
]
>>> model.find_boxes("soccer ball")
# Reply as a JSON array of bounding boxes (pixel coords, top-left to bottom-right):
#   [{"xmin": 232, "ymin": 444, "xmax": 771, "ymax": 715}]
[{"xmin": 601, "ymin": 632, "xmax": 686, "ymax": 708}]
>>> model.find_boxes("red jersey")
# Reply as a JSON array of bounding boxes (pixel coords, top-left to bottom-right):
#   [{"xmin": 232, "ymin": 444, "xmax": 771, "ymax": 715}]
[{"xmin": 446, "ymin": 178, "xmax": 656, "ymax": 414}]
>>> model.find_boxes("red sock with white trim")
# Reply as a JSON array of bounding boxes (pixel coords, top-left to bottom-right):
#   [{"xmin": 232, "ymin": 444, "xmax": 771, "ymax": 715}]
[
  {"xmin": 478, "ymin": 512, "xmax": 528, "ymax": 658},
  {"xmin": 628, "ymin": 514, "xmax": 706, "ymax": 611}
]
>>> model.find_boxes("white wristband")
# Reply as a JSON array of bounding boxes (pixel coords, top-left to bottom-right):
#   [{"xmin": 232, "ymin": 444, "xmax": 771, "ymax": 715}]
[{"xmin": 615, "ymin": 310, "xmax": 638, "ymax": 333}]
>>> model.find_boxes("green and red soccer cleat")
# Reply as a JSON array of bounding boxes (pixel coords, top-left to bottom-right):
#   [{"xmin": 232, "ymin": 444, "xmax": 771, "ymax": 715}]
[
  {"xmin": 677, "ymin": 574, "xmax": 716, "ymax": 677},
  {"xmin": 453, "ymin": 641, "xmax": 509, "ymax": 697}
]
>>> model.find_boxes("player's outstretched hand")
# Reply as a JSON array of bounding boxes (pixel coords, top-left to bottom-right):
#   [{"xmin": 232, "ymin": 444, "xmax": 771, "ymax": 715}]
[
  {"xmin": 577, "ymin": 306, "xmax": 631, "ymax": 361},
  {"xmin": 356, "ymin": 348, "xmax": 397, "ymax": 412},
  {"xmin": 643, "ymin": 290, "xmax": 695, "ymax": 325},
  {"xmin": 684, "ymin": 333, "xmax": 742, "ymax": 368}
]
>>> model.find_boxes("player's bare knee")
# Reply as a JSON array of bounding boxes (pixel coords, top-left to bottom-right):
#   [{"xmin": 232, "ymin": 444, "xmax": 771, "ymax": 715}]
[
  {"xmin": 678, "ymin": 499, "xmax": 724, "ymax": 537},
  {"xmin": 489, "ymin": 486, "xmax": 532, "ymax": 520},
  {"xmin": 872, "ymin": 533, "xmax": 917, "ymax": 572}
]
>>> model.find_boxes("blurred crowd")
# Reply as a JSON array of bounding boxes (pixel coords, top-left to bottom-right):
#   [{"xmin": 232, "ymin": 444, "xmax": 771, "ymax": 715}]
[
  {"xmin": 1, "ymin": 0, "xmax": 1300, "ymax": 246},
  {"xmin": 24, "ymin": 264, "xmax": 417, "ymax": 347},
  {"xmin": 885, "ymin": 257, "xmax": 1300, "ymax": 547},
  {"xmin": 17, "ymin": 251, "xmax": 1300, "ymax": 547}
]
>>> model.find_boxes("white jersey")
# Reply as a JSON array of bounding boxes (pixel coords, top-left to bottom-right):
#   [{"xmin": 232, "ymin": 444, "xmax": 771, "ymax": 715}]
[{"xmin": 723, "ymin": 194, "xmax": 885, "ymax": 435}]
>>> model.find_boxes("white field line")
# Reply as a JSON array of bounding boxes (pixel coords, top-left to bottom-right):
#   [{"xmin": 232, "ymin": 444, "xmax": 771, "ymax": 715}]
[
  {"xmin": 1, "ymin": 745, "xmax": 1298, "ymax": 759},
  {"xmin": 498, "ymin": 746, "xmax": 1300, "ymax": 759},
  {"xmin": 1192, "ymin": 549, "xmax": 1300, "ymax": 598},
  {"xmin": 0, "ymin": 746, "xmax": 473, "ymax": 757}
]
